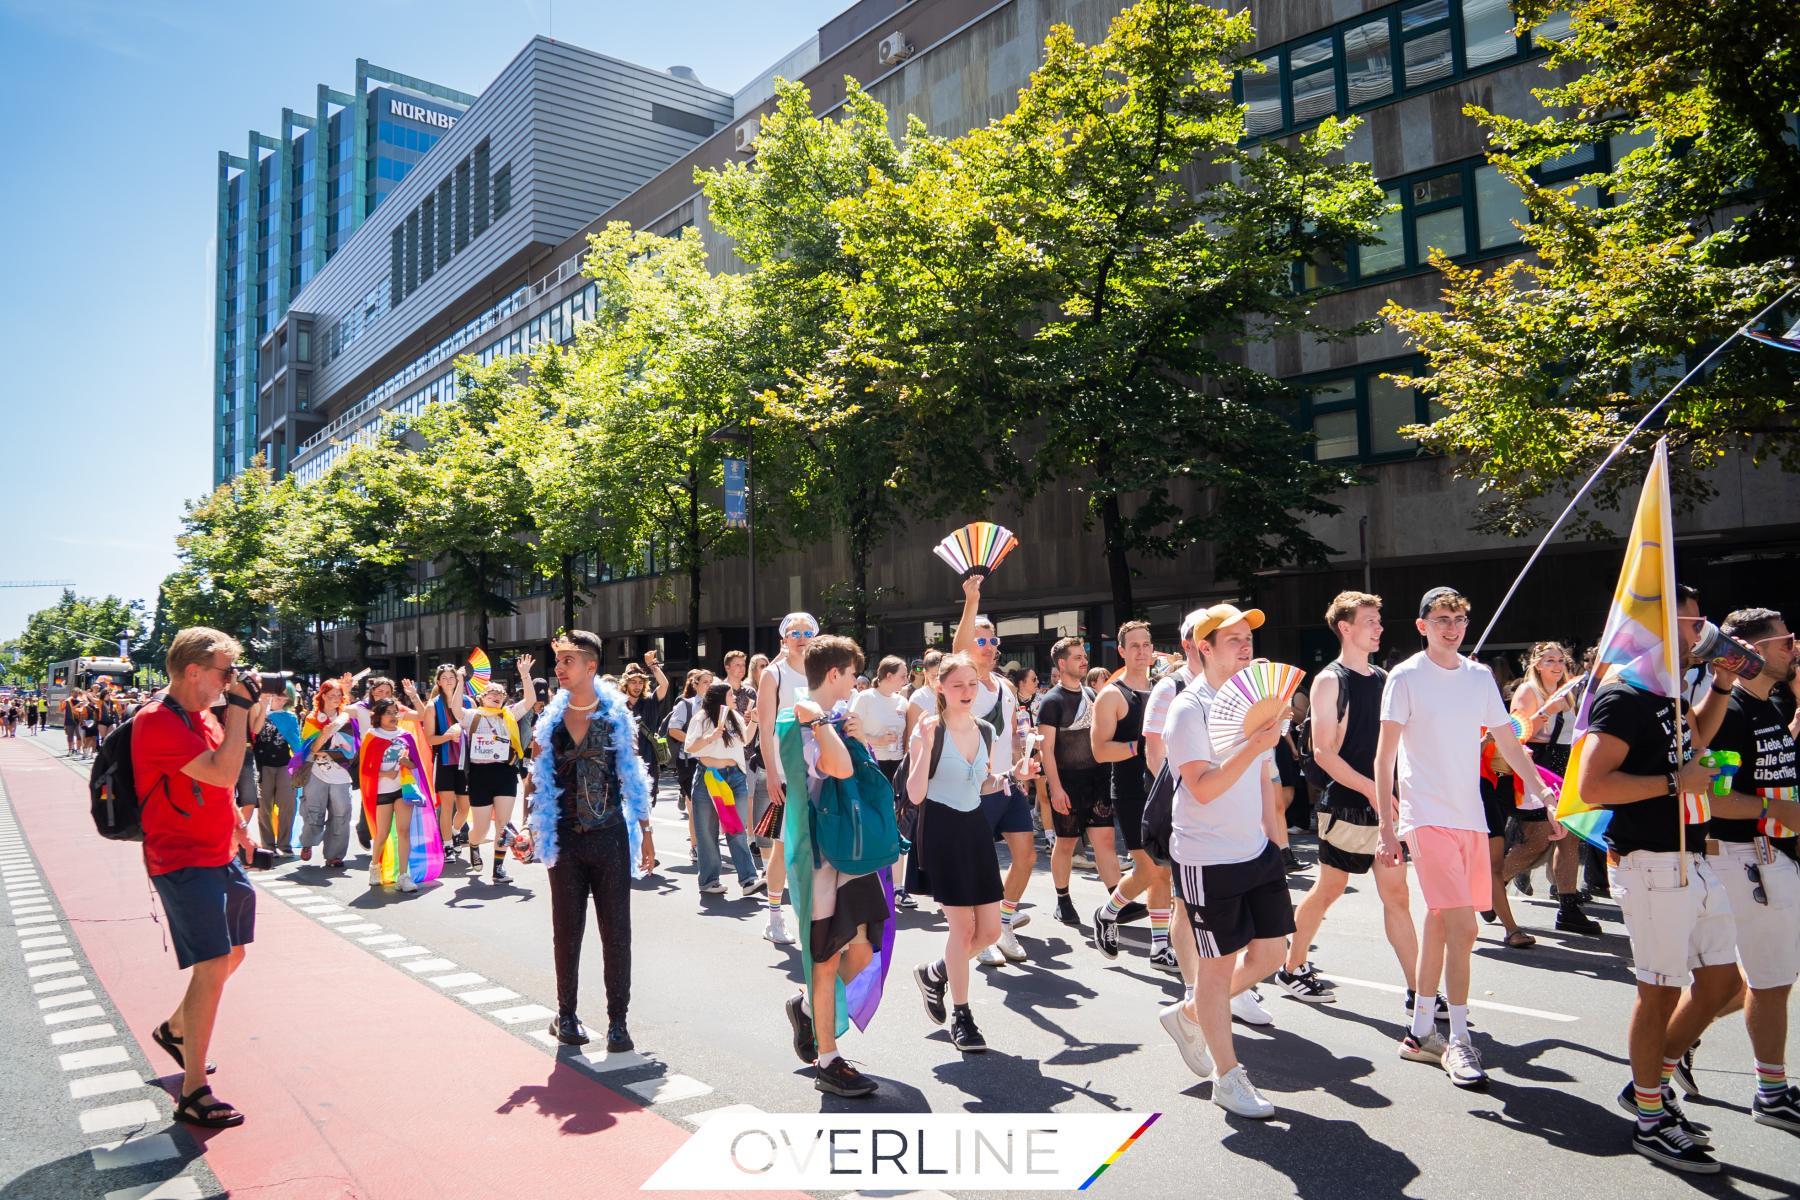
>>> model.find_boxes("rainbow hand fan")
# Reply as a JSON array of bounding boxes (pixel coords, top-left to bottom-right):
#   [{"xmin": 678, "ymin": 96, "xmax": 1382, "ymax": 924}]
[
  {"xmin": 1207, "ymin": 662, "xmax": 1306, "ymax": 755},
  {"xmin": 933, "ymin": 521, "xmax": 1019, "ymax": 579},
  {"xmin": 467, "ymin": 647, "xmax": 491, "ymax": 704}
]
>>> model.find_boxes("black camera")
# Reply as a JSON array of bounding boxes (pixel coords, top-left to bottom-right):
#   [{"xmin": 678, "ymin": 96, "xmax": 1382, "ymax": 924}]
[{"xmin": 236, "ymin": 668, "xmax": 295, "ymax": 695}]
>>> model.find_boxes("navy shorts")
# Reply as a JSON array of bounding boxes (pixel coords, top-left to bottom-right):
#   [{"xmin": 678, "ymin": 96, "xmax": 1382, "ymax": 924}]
[
  {"xmin": 980, "ymin": 781, "xmax": 1035, "ymax": 839},
  {"xmin": 151, "ymin": 859, "xmax": 256, "ymax": 970}
]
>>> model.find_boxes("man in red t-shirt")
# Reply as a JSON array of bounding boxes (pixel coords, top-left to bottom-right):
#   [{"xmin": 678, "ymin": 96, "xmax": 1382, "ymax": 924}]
[{"xmin": 131, "ymin": 626, "xmax": 260, "ymax": 1130}]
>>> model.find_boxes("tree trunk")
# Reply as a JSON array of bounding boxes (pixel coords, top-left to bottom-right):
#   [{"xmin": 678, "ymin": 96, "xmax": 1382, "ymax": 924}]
[
  {"xmin": 355, "ymin": 607, "xmax": 373, "ymax": 665},
  {"xmin": 477, "ymin": 552, "xmax": 492, "ymax": 651},
  {"xmin": 1099, "ymin": 492, "xmax": 1135, "ymax": 623},
  {"xmin": 314, "ymin": 619, "xmax": 327, "ymax": 676},
  {"xmin": 686, "ymin": 465, "xmax": 702, "ymax": 665},
  {"xmin": 560, "ymin": 554, "xmax": 577, "ymax": 636},
  {"xmin": 849, "ymin": 507, "xmax": 872, "ymax": 647}
]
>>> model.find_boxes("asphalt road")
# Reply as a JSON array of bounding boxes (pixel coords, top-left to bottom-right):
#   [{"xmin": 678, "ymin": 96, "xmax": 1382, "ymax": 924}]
[{"xmin": 3, "ymin": 725, "xmax": 1796, "ymax": 1199}]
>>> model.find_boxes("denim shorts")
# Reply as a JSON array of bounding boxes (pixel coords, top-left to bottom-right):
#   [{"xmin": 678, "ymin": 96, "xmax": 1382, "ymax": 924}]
[{"xmin": 151, "ymin": 859, "xmax": 256, "ymax": 970}]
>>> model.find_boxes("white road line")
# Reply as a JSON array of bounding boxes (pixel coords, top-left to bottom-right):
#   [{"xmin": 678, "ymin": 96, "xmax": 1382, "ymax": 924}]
[
  {"xmin": 69, "ymin": 1071, "xmax": 147, "ymax": 1100},
  {"xmin": 358, "ymin": 933, "xmax": 406, "ymax": 945},
  {"xmin": 402, "ymin": 957, "xmax": 458, "ymax": 973},
  {"xmin": 337, "ymin": 923, "xmax": 383, "ymax": 935},
  {"xmin": 34, "ymin": 974, "xmax": 89, "ymax": 993},
  {"xmin": 317, "ymin": 914, "xmax": 362, "ymax": 924},
  {"xmin": 60, "ymin": 1047, "xmax": 130, "ymax": 1071},
  {"xmin": 28, "ymin": 959, "xmax": 82, "ymax": 976},
  {"xmin": 25, "ymin": 947, "xmax": 75, "ymax": 962},
  {"xmin": 622, "ymin": 1073, "xmax": 714, "ymax": 1105},
  {"xmin": 44, "ymin": 1005, "xmax": 108, "ymax": 1025},
  {"xmin": 50, "ymin": 1023, "xmax": 117, "ymax": 1045},
  {"xmin": 489, "ymin": 1003, "xmax": 556, "ymax": 1025},
  {"xmin": 78, "ymin": 1099, "xmax": 163, "ymax": 1133},
  {"xmin": 1326, "ymin": 974, "xmax": 1579, "ymax": 1023},
  {"xmin": 379, "ymin": 946, "xmax": 431, "ymax": 958},
  {"xmin": 89, "ymin": 1133, "xmax": 181, "ymax": 1170},
  {"xmin": 22, "ymin": 934, "xmax": 69, "ymax": 949},
  {"xmin": 40, "ymin": 990, "xmax": 98, "ymax": 1009},
  {"xmin": 293, "ymin": 903, "xmax": 344, "ymax": 914},
  {"xmin": 686, "ymin": 1103, "xmax": 764, "ymax": 1127},
  {"xmin": 452, "ymin": 987, "xmax": 519, "ymax": 1004},
  {"xmin": 105, "ymin": 1177, "xmax": 206, "ymax": 1200},
  {"xmin": 429, "ymin": 972, "xmax": 487, "ymax": 989}
]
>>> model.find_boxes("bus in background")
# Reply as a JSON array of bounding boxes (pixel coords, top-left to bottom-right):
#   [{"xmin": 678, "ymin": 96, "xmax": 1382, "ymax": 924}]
[{"xmin": 44, "ymin": 657, "xmax": 136, "ymax": 727}]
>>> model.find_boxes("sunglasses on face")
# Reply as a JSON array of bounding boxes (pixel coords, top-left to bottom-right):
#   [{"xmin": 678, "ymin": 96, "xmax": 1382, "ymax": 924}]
[
  {"xmin": 786, "ymin": 630, "xmax": 817, "ymax": 640},
  {"xmin": 974, "ymin": 636, "xmax": 1001, "ymax": 648},
  {"xmin": 1752, "ymin": 633, "xmax": 1795, "ymax": 649}
]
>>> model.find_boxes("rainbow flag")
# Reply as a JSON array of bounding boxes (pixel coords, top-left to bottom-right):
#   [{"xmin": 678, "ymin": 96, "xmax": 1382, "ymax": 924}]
[
  {"xmin": 1557, "ymin": 438, "xmax": 1682, "ymax": 849},
  {"xmin": 701, "ymin": 767, "xmax": 746, "ymax": 835}
]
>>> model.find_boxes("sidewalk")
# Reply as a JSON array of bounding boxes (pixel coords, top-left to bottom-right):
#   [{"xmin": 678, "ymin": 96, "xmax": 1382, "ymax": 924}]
[{"xmin": 0, "ymin": 735, "xmax": 783, "ymax": 1200}]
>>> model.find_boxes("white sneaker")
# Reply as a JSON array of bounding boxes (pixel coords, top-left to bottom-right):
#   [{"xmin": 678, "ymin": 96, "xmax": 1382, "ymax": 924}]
[
  {"xmin": 976, "ymin": 944, "xmax": 1008, "ymax": 967},
  {"xmin": 1442, "ymin": 1038, "xmax": 1488, "ymax": 1089},
  {"xmin": 764, "ymin": 910, "xmax": 795, "ymax": 945},
  {"xmin": 996, "ymin": 927, "xmax": 1028, "ymax": 963},
  {"xmin": 397, "ymin": 873, "xmax": 418, "ymax": 893},
  {"xmin": 699, "ymin": 881, "xmax": 728, "ymax": 894},
  {"xmin": 1230, "ymin": 989, "xmax": 1274, "ymax": 1027},
  {"xmin": 368, "ymin": 862, "xmax": 383, "ymax": 887},
  {"xmin": 1158, "ymin": 1001, "xmax": 1214, "ymax": 1079},
  {"xmin": 1010, "ymin": 911, "xmax": 1031, "ymax": 932},
  {"xmin": 1211, "ymin": 1064, "xmax": 1275, "ymax": 1119}
]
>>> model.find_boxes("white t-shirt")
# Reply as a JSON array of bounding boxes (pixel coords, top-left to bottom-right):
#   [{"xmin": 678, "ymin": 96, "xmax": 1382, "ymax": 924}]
[
  {"xmin": 667, "ymin": 695, "xmax": 700, "ymax": 760},
  {"xmin": 1380, "ymin": 651, "xmax": 1511, "ymax": 837},
  {"xmin": 851, "ymin": 689, "xmax": 907, "ymax": 761},
  {"xmin": 1163, "ymin": 680, "xmax": 1271, "ymax": 867},
  {"xmin": 684, "ymin": 708, "xmax": 748, "ymax": 771},
  {"xmin": 1145, "ymin": 665, "xmax": 1196, "ymax": 739}
]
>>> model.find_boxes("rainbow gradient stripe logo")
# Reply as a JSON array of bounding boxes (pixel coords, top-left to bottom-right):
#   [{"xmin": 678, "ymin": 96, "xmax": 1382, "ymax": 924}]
[{"xmin": 1079, "ymin": 1112, "xmax": 1160, "ymax": 1190}]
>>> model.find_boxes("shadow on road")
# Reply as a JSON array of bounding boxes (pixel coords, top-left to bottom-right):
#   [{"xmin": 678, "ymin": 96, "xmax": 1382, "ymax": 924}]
[{"xmin": 1217, "ymin": 1108, "xmax": 1421, "ymax": 1199}]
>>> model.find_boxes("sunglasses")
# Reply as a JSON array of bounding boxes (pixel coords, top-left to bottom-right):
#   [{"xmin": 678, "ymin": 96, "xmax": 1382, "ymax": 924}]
[
  {"xmin": 974, "ymin": 636, "xmax": 1002, "ymax": 648},
  {"xmin": 1746, "ymin": 861, "xmax": 1768, "ymax": 907},
  {"xmin": 785, "ymin": 629, "xmax": 817, "ymax": 639},
  {"xmin": 1752, "ymin": 633, "xmax": 1795, "ymax": 649}
]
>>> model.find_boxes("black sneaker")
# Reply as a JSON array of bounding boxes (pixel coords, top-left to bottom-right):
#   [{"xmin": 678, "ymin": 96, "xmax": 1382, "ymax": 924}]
[
  {"xmin": 606, "ymin": 1020, "xmax": 633, "ymax": 1053},
  {"xmin": 492, "ymin": 857, "xmax": 510, "ymax": 884},
  {"xmin": 1147, "ymin": 947, "xmax": 1181, "ymax": 975},
  {"xmin": 785, "ymin": 993, "xmax": 817, "ymax": 1064},
  {"xmin": 914, "ymin": 963, "xmax": 947, "ymax": 1026},
  {"xmin": 950, "ymin": 1008, "xmax": 988, "ymax": 1053},
  {"xmin": 1671, "ymin": 1041, "xmax": 1700, "ymax": 1097},
  {"xmin": 895, "ymin": 890, "xmax": 918, "ymax": 911},
  {"xmin": 1513, "ymin": 874, "xmax": 1534, "ymax": 897},
  {"xmin": 1115, "ymin": 900, "xmax": 1149, "ymax": 924},
  {"xmin": 814, "ymin": 1056, "xmax": 878, "ymax": 1097},
  {"xmin": 454, "ymin": 825, "xmax": 469, "ymax": 848},
  {"xmin": 549, "ymin": 1013, "xmax": 590, "ymax": 1046},
  {"xmin": 1275, "ymin": 964, "xmax": 1336, "ymax": 1004},
  {"xmin": 1753, "ymin": 1084, "xmax": 1800, "ymax": 1134},
  {"xmin": 443, "ymin": 844, "xmax": 458, "ymax": 863},
  {"xmin": 469, "ymin": 846, "xmax": 483, "ymax": 870},
  {"xmin": 1281, "ymin": 847, "xmax": 1303, "ymax": 872},
  {"xmin": 1633, "ymin": 1113, "xmax": 1720, "ymax": 1174},
  {"xmin": 1555, "ymin": 905, "xmax": 1603, "ymax": 935},
  {"xmin": 1055, "ymin": 894, "xmax": 1081, "ymax": 927},
  {"xmin": 1091, "ymin": 906, "xmax": 1121, "ymax": 959},
  {"xmin": 1613, "ymin": 1082, "xmax": 1712, "ymax": 1146}
]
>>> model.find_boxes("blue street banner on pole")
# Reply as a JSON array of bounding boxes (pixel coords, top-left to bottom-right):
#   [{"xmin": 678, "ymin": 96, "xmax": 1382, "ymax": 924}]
[{"xmin": 724, "ymin": 457, "xmax": 747, "ymax": 528}]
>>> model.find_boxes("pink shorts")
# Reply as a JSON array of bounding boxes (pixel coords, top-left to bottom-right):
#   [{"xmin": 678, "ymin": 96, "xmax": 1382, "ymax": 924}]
[{"xmin": 1405, "ymin": 826, "xmax": 1492, "ymax": 912}]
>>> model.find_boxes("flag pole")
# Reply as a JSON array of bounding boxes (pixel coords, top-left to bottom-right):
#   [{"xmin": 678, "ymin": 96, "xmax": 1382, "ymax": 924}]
[{"xmin": 1471, "ymin": 279, "xmax": 1800, "ymax": 657}]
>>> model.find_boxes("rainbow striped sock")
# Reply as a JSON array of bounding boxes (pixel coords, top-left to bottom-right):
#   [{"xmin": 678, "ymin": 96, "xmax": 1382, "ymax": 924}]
[
  {"xmin": 1149, "ymin": 907, "xmax": 1171, "ymax": 952},
  {"xmin": 1634, "ymin": 1084, "xmax": 1665, "ymax": 1130},
  {"xmin": 766, "ymin": 899, "xmax": 782, "ymax": 914},
  {"xmin": 1000, "ymin": 898, "xmax": 1018, "ymax": 929},
  {"xmin": 1103, "ymin": 887, "xmax": 1129, "ymax": 920},
  {"xmin": 1661, "ymin": 1055, "xmax": 1680, "ymax": 1088},
  {"xmin": 1756, "ymin": 1059, "xmax": 1787, "ymax": 1101}
]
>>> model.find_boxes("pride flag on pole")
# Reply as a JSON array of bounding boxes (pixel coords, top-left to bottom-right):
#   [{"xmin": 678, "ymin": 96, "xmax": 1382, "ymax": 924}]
[{"xmin": 1557, "ymin": 437, "xmax": 1688, "ymax": 848}]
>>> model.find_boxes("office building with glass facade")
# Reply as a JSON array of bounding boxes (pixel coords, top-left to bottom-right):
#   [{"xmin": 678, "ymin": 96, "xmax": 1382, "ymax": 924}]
[
  {"xmin": 280, "ymin": 0, "xmax": 1795, "ymax": 678},
  {"xmin": 214, "ymin": 61, "xmax": 477, "ymax": 485}
]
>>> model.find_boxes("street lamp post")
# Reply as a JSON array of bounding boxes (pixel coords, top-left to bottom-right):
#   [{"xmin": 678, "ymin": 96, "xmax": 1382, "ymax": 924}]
[{"xmin": 709, "ymin": 424, "xmax": 755, "ymax": 658}]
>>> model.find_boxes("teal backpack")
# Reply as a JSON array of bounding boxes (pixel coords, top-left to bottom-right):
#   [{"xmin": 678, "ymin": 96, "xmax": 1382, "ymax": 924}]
[{"xmin": 809, "ymin": 736, "xmax": 905, "ymax": 876}]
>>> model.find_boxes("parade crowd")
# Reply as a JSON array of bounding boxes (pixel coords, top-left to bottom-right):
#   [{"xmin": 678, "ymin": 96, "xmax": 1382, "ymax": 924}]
[{"xmin": 54, "ymin": 574, "xmax": 1799, "ymax": 1178}]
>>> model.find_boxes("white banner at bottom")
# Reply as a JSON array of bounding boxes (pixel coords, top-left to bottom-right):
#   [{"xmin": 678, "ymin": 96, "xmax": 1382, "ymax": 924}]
[{"xmin": 642, "ymin": 1111, "xmax": 1160, "ymax": 1191}]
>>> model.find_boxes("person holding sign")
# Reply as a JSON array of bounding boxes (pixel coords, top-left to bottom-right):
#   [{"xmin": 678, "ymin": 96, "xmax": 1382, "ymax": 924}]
[{"xmin": 447, "ymin": 654, "xmax": 537, "ymax": 884}]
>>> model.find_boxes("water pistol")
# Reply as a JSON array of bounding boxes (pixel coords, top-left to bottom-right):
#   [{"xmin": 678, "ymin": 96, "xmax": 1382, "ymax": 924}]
[{"xmin": 1700, "ymin": 750, "xmax": 1741, "ymax": 797}]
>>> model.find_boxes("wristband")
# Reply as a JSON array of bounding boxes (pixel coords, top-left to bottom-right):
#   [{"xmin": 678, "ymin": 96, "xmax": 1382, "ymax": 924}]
[
  {"xmin": 1667, "ymin": 770, "xmax": 1680, "ymax": 798},
  {"xmin": 226, "ymin": 693, "xmax": 252, "ymax": 710},
  {"xmin": 1711, "ymin": 684, "xmax": 1734, "ymax": 697}
]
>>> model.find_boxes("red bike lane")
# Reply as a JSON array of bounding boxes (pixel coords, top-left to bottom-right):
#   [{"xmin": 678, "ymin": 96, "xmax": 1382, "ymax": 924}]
[{"xmin": 0, "ymin": 737, "xmax": 789, "ymax": 1200}]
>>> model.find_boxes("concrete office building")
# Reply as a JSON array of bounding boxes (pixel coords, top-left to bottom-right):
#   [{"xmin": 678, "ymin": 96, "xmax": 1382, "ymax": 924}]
[
  {"xmin": 215, "ymin": 62, "xmax": 477, "ymax": 484},
  {"xmin": 282, "ymin": 0, "xmax": 1796, "ymax": 677}
]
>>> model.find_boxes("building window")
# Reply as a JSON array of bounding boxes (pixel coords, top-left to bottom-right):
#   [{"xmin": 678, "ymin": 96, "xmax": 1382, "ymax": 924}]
[
  {"xmin": 473, "ymin": 141, "xmax": 490, "ymax": 236},
  {"xmin": 493, "ymin": 165, "xmax": 512, "ymax": 218},
  {"xmin": 404, "ymin": 209, "xmax": 420, "ymax": 298},
  {"xmin": 455, "ymin": 159, "xmax": 471, "ymax": 251},
  {"xmin": 390, "ymin": 228, "xmax": 406, "ymax": 306},
  {"xmin": 419, "ymin": 196, "xmax": 436, "ymax": 281},
  {"xmin": 437, "ymin": 179, "xmax": 453, "ymax": 262},
  {"xmin": 1296, "ymin": 358, "xmax": 1429, "ymax": 462},
  {"xmin": 650, "ymin": 103, "xmax": 718, "ymax": 137}
]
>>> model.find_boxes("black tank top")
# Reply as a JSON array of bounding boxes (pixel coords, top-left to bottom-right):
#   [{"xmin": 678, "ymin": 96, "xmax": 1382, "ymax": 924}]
[
  {"xmin": 1324, "ymin": 663, "xmax": 1387, "ymax": 810},
  {"xmin": 1112, "ymin": 685, "xmax": 1150, "ymax": 802}
]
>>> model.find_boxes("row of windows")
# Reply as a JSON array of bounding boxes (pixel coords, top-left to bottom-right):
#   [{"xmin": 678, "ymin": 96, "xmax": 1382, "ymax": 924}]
[
  {"xmin": 1239, "ymin": 0, "xmax": 1571, "ymax": 140},
  {"xmin": 1293, "ymin": 356, "xmax": 1437, "ymax": 463},
  {"xmin": 1301, "ymin": 134, "xmax": 1645, "ymax": 290},
  {"xmin": 373, "ymin": 156, "xmax": 420, "ymax": 182},
  {"xmin": 389, "ymin": 140, "xmax": 507, "ymax": 310},
  {"xmin": 375, "ymin": 120, "xmax": 444, "ymax": 156}
]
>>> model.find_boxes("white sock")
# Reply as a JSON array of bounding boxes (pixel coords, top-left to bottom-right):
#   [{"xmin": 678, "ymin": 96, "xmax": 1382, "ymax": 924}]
[
  {"xmin": 798, "ymin": 988, "xmax": 811, "ymax": 1018},
  {"xmin": 1183, "ymin": 985, "xmax": 1195, "ymax": 1005},
  {"xmin": 1449, "ymin": 1003, "xmax": 1471, "ymax": 1045},
  {"xmin": 818, "ymin": 1048, "xmax": 840, "ymax": 1067},
  {"xmin": 1410, "ymin": 994, "xmax": 1438, "ymax": 1040}
]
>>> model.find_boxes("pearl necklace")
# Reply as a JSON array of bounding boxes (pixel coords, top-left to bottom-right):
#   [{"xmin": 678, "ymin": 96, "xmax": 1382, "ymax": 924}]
[{"xmin": 566, "ymin": 695, "xmax": 601, "ymax": 713}]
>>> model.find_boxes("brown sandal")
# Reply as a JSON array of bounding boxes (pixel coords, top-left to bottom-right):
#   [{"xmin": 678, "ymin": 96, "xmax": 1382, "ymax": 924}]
[{"xmin": 1504, "ymin": 929, "xmax": 1536, "ymax": 949}]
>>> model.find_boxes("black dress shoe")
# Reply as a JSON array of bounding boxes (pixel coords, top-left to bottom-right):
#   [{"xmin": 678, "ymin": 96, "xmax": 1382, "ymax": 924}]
[
  {"xmin": 549, "ymin": 1013, "xmax": 590, "ymax": 1046},
  {"xmin": 606, "ymin": 1020, "xmax": 634, "ymax": 1053}
]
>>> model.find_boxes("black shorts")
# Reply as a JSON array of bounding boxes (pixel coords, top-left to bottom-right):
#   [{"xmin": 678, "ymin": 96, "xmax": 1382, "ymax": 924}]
[
  {"xmin": 151, "ymin": 860, "xmax": 256, "ymax": 970},
  {"xmin": 467, "ymin": 761, "xmax": 518, "ymax": 808},
  {"xmin": 1112, "ymin": 762, "xmax": 1150, "ymax": 852},
  {"xmin": 434, "ymin": 763, "xmax": 466, "ymax": 795},
  {"xmin": 1051, "ymin": 768, "xmax": 1114, "ymax": 839},
  {"xmin": 979, "ymin": 780, "xmax": 1035, "ymax": 839},
  {"xmin": 810, "ymin": 871, "xmax": 890, "ymax": 962},
  {"xmin": 1173, "ymin": 842, "xmax": 1296, "ymax": 958},
  {"xmin": 1480, "ymin": 776, "xmax": 1514, "ymax": 837}
]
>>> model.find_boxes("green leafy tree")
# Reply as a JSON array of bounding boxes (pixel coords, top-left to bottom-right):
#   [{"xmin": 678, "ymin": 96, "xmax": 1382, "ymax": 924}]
[
  {"xmin": 173, "ymin": 458, "xmax": 285, "ymax": 649},
  {"xmin": 1383, "ymin": 0, "xmax": 1800, "ymax": 536},
  {"xmin": 834, "ymin": 0, "xmax": 1389, "ymax": 616},
  {"xmin": 10, "ymin": 590, "xmax": 146, "ymax": 684}
]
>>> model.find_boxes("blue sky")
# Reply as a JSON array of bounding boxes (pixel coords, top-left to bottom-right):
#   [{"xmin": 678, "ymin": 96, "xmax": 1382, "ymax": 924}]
[{"xmin": 0, "ymin": 0, "xmax": 850, "ymax": 643}]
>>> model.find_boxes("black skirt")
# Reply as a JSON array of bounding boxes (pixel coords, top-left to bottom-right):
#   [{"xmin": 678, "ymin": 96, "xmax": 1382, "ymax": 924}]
[
  {"xmin": 811, "ymin": 872, "xmax": 890, "ymax": 961},
  {"xmin": 905, "ymin": 798, "xmax": 1003, "ymax": 907}
]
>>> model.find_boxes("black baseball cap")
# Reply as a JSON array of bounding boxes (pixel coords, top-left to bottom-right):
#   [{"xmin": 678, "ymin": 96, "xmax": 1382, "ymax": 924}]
[{"xmin": 1418, "ymin": 586, "xmax": 1466, "ymax": 617}]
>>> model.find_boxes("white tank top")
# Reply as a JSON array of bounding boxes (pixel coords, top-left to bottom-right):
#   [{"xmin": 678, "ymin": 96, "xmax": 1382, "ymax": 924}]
[{"xmin": 772, "ymin": 659, "xmax": 807, "ymax": 709}]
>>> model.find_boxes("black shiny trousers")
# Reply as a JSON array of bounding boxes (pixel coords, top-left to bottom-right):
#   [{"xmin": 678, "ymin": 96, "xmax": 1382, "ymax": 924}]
[{"xmin": 547, "ymin": 820, "xmax": 632, "ymax": 1022}]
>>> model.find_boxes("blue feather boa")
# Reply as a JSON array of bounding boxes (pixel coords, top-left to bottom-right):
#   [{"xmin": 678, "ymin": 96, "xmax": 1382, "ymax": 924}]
[{"xmin": 527, "ymin": 683, "xmax": 653, "ymax": 874}]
